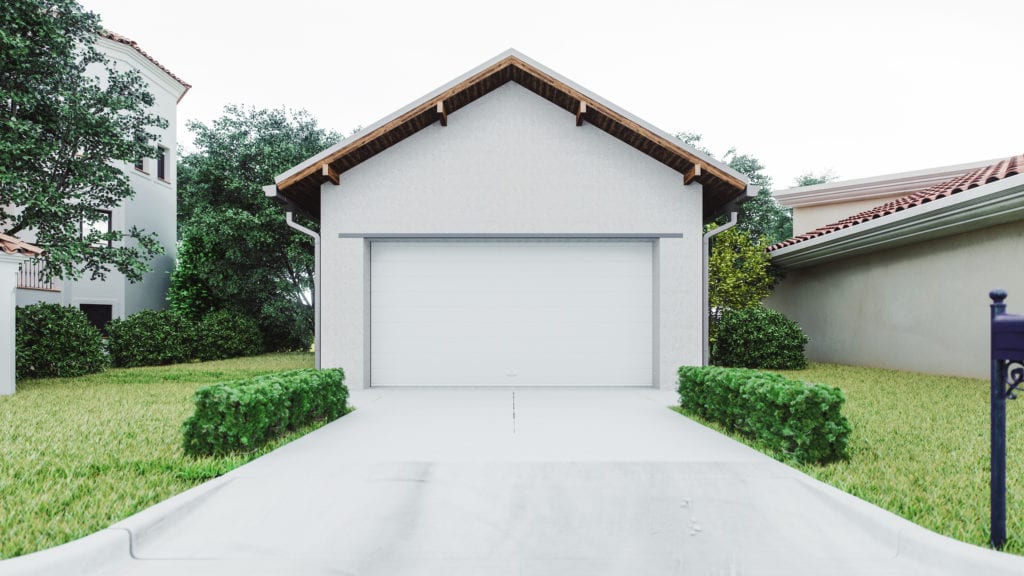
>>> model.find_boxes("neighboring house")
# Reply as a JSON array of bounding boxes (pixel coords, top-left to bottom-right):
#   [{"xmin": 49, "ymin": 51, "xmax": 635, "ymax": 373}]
[
  {"xmin": 768, "ymin": 154, "xmax": 1024, "ymax": 378},
  {"xmin": 2, "ymin": 235, "xmax": 43, "ymax": 395},
  {"xmin": 15, "ymin": 31, "xmax": 190, "ymax": 334},
  {"xmin": 264, "ymin": 49, "xmax": 751, "ymax": 389}
]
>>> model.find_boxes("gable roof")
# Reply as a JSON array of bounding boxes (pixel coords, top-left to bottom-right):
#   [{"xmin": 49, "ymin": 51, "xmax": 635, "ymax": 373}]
[
  {"xmin": 269, "ymin": 49, "xmax": 749, "ymax": 220},
  {"xmin": 99, "ymin": 30, "xmax": 191, "ymax": 102},
  {"xmin": 769, "ymin": 154, "xmax": 1024, "ymax": 252},
  {"xmin": 0, "ymin": 234, "xmax": 43, "ymax": 257}
]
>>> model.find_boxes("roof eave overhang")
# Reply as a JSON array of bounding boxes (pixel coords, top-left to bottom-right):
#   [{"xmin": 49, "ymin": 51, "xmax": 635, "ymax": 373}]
[
  {"xmin": 773, "ymin": 158, "xmax": 1004, "ymax": 209},
  {"xmin": 770, "ymin": 175, "xmax": 1024, "ymax": 269},
  {"xmin": 271, "ymin": 49, "xmax": 749, "ymax": 221}
]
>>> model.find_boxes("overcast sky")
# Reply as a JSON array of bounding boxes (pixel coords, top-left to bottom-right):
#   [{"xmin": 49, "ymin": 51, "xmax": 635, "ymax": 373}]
[{"xmin": 82, "ymin": 0, "xmax": 1023, "ymax": 190}]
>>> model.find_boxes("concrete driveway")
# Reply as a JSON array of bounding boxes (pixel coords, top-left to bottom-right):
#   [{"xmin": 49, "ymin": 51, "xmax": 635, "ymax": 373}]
[{"xmin": 6, "ymin": 388, "xmax": 1024, "ymax": 575}]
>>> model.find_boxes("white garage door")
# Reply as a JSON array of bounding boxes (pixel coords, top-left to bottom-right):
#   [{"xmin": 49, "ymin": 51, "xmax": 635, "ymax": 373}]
[{"xmin": 370, "ymin": 240, "xmax": 653, "ymax": 386}]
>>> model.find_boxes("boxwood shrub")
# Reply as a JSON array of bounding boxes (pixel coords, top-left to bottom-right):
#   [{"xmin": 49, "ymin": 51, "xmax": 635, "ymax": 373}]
[
  {"xmin": 15, "ymin": 303, "xmax": 107, "ymax": 378},
  {"xmin": 107, "ymin": 310, "xmax": 197, "ymax": 367},
  {"xmin": 182, "ymin": 368, "xmax": 347, "ymax": 457},
  {"xmin": 678, "ymin": 365, "xmax": 850, "ymax": 464},
  {"xmin": 195, "ymin": 310, "xmax": 263, "ymax": 361},
  {"xmin": 712, "ymin": 305, "xmax": 808, "ymax": 369}
]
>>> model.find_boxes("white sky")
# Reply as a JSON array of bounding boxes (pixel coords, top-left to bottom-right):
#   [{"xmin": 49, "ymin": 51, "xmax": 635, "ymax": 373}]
[{"xmin": 82, "ymin": 0, "xmax": 1023, "ymax": 190}]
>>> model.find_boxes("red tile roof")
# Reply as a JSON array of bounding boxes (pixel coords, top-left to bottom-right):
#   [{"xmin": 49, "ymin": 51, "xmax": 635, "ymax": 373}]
[
  {"xmin": 769, "ymin": 154, "xmax": 1024, "ymax": 251},
  {"xmin": 0, "ymin": 234, "xmax": 43, "ymax": 257},
  {"xmin": 100, "ymin": 31, "xmax": 191, "ymax": 98}
]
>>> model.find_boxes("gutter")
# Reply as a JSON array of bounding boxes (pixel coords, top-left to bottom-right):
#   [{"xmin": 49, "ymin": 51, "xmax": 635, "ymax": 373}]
[
  {"xmin": 770, "ymin": 175, "xmax": 1024, "ymax": 269},
  {"xmin": 264, "ymin": 185, "xmax": 321, "ymax": 369},
  {"xmin": 702, "ymin": 211, "xmax": 738, "ymax": 366}
]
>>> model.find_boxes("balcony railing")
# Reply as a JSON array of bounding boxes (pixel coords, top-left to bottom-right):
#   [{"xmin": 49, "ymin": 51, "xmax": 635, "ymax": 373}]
[{"xmin": 17, "ymin": 259, "xmax": 58, "ymax": 292}]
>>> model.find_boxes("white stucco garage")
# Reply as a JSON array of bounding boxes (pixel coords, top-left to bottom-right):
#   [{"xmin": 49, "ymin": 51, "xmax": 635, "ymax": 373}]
[{"xmin": 265, "ymin": 50, "xmax": 751, "ymax": 389}]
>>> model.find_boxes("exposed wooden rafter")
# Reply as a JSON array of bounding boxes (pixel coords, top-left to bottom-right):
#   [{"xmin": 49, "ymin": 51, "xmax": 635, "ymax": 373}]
[
  {"xmin": 436, "ymin": 101, "xmax": 447, "ymax": 126},
  {"xmin": 684, "ymin": 163, "xmax": 702, "ymax": 186},
  {"xmin": 576, "ymin": 101, "xmax": 587, "ymax": 126},
  {"xmin": 322, "ymin": 162, "xmax": 339, "ymax": 185},
  {"xmin": 274, "ymin": 53, "xmax": 749, "ymax": 220}
]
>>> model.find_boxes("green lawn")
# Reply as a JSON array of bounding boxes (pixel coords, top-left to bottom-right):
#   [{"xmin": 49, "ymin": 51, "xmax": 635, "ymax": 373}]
[
  {"xmin": 0, "ymin": 352, "xmax": 317, "ymax": 560},
  {"xmin": 679, "ymin": 363, "xmax": 1024, "ymax": 554}
]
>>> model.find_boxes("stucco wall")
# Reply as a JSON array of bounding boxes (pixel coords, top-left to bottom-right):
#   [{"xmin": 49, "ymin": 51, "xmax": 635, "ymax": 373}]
[
  {"xmin": 791, "ymin": 193, "xmax": 907, "ymax": 236},
  {"xmin": 1, "ymin": 255, "xmax": 23, "ymax": 395},
  {"xmin": 320, "ymin": 83, "xmax": 704, "ymax": 388},
  {"xmin": 768, "ymin": 219, "xmax": 1024, "ymax": 378}
]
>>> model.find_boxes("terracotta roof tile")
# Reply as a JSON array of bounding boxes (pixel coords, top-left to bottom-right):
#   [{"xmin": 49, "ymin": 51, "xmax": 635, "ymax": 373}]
[
  {"xmin": 0, "ymin": 234, "xmax": 43, "ymax": 257},
  {"xmin": 100, "ymin": 30, "xmax": 191, "ymax": 97},
  {"xmin": 768, "ymin": 154, "xmax": 1024, "ymax": 251}
]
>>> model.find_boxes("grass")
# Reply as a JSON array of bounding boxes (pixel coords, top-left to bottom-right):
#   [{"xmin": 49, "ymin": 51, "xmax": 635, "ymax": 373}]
[
  {"xmin": 0, "ymin": 352, "xmax": 319, "ymax": 560},
  {"xmin": 676, "ymin": 363, "xmax": 1024, "ymax": 554}
]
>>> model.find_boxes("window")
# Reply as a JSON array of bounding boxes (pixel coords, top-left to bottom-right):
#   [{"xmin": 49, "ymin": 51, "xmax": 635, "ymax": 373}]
[
  {"xmin": 134, "ymin": 157, "xmax": 145, "ymax": 172},
  {"xmin": 80, "ymin": 304, "xmax": 113, "ymax": 336},
  {"xmin": 81, "ymin": 210, "xmax": 112, "ymax": 248},
  {"xmin": 157, "ymin": 146, "xmax": 168, "ymax": 180}
]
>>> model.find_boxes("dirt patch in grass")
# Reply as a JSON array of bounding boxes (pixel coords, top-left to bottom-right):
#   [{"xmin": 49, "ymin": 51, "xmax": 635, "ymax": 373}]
[{"xmin": 0, "ymin": 352, "xmax": 325, "ymax": 559}]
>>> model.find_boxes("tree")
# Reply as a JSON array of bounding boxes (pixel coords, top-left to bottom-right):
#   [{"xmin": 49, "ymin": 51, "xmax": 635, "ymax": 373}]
[
  {"xmin": 793, "ymin": 170, "xmax": 838, "ymax": 187},
  {"xmin": 674, "ymin": 133, "xmax": 791, "ymax": 244},
  {"xmin": 705, "ymin": 225, "xmax": 774, "ymax": 350},
  {"xmin": 707, "ymin": 226, "xmax": 773, "ymax": 312},
  {"xmin": 171, "ymin": 105, "xmax": 339, "ymax": 351},
  {"xmin": 1, "ymin": 0, "xmax": 166, "ymax": 281},
  {"xmin": 720, "ymin": 148, "xmax": 793, "ymax": 245}
]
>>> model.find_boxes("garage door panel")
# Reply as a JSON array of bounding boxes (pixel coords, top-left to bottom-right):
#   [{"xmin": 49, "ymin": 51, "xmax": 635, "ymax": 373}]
[{"xmin": 371, "ymin": 241, "xmax": 653, "ymax": 387}]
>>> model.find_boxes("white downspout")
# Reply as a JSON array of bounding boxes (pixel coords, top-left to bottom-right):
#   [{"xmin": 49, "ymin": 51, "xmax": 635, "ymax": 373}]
[
  {"xmin": 285, "ymin": 210, "xmax": 321, "ymax": 370},
  {"xmin": 702, "ymin": 211, "xmax": 738, "ymax": 366}
]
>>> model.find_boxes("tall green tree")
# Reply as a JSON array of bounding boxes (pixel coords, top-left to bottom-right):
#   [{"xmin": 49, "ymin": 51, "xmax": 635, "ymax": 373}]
[
  {"xmin": 675, "ymin": 133, "xmax": 791, "ymax": 244},
  {"xmin": 721, "ymin": 149, "xmax": 793, "ymax": 245},
  {"xmin": 172, "ymin": 105, "xmax": 339, "ymax": 351},
  {"xmin": 1, "ymin": 0, "xmax": 166, "ymax": 281}
]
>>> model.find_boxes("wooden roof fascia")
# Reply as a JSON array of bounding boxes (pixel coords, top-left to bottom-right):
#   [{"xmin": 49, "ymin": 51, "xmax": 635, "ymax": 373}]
[
  {"xmin": 275, "ymin": 52, "xmax": 747, "ymax": 209},
  {"xmin": 504, "ymin": 58, "xmax": 746, "ymax": 192},
  {"xmin": 276, "ymin": 56, "xmax": 520, "ymax": 193}
]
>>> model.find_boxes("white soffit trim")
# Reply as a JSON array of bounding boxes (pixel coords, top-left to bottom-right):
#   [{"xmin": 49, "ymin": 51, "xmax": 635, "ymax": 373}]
[
  {"xmin": 773, "ymin": 158, "xmax": 1003, "ymax": 209},
  {"xmin": 771, "ymin": 174, "xmax": 1024, "ymax": 269}
]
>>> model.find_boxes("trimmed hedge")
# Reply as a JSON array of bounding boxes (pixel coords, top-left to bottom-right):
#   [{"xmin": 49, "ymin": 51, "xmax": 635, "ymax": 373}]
[
  {"xmin": 107, "ymin": 310, "xmax": 197, "ymax": 367},
  {"xmin": 182, "ymin": 368, "xmax": 347, "ymax": 457},
  {"xmin": 678, "ymin": 366, "xmax": 850, "ymax": 464},
  {"xmin": 15, "ymin": 303, "xmax": 107, "ymax": 378},
  {"xmin": 195, "ymin": 310, "xmax": 263, "ymax": 361},
  {"xmin": 712, "ymin": 305, "xmax": 808, "ymax": 369}
]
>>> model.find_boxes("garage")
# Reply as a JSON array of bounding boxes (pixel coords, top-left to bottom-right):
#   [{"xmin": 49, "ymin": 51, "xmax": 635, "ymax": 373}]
[
  {"xmin": 370, "ymin": 240, "xmax": 653, "ymax": 387},
  {"xmin": 266, "ymin": 50, "xmax": 751, "ymax": 389}
]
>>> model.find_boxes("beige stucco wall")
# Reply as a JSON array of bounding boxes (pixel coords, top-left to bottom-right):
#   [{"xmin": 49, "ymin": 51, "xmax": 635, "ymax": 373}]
[
  {"xmin": 320, "ymin": 82, "xmax": 704, "ymax": 389},
  {"xmin": 768, "ymin": 220, "xmax": 1024, "ymax": 379},
  {"xmin": 791, "ymin": 193, "xmax": 906, "ymax": 236}
]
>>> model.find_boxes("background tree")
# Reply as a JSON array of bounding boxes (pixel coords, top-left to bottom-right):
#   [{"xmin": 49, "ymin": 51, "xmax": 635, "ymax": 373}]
[
  {"xmin": 1, "ymin": 0, "xmax": 166, "ymax": 281},
  {"xmin": 171, "ymin": 105, "xmax": 339, "ymax": 351},
  {"xmin": 675, "ymin": 133, "xmax": 791, "ymax": 244},
  {"xmin": 793, "ymin": 170, "xmax": 839, "ymax": 187}
]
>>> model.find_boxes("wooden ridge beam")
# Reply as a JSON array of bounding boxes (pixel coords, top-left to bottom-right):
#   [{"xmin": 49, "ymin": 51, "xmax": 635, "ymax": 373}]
[
  {"xmin": 322, "ymin": 162, "xmax": 339, "ymax": 185},
  {"xmin": 684, "ymin": 163, "xmax": 702, "ymax": 185}
]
